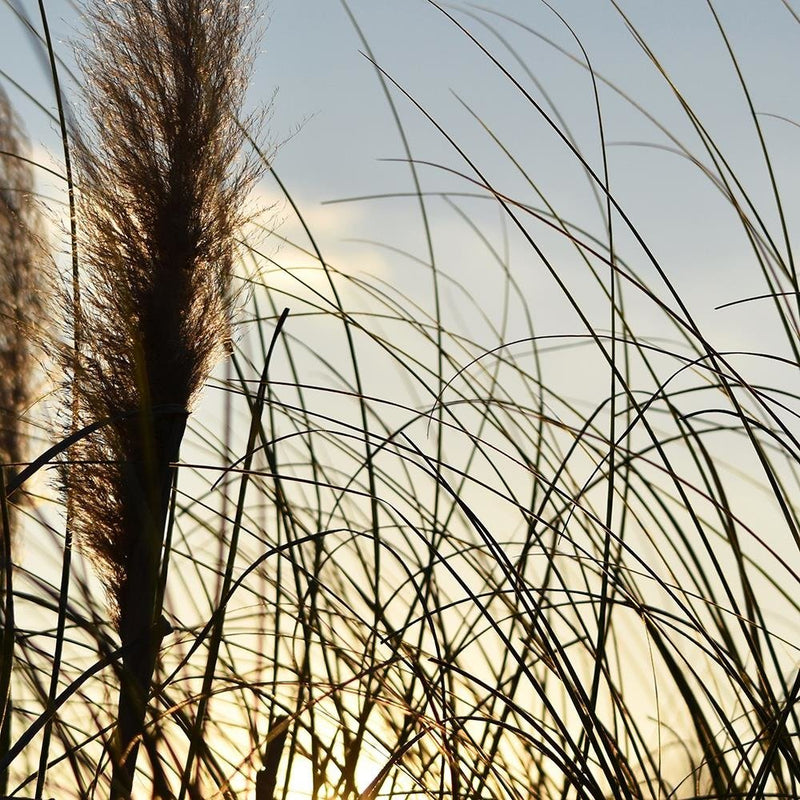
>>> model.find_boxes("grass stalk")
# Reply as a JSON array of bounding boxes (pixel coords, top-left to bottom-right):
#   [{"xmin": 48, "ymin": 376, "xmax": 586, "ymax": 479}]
[
  {"xmin": 32, "ymin": 2, "xmax": 81, "ymax": 791},
  {"xmin": 61, "ymin": 0, "xmax": 262, "ymax": 794}
]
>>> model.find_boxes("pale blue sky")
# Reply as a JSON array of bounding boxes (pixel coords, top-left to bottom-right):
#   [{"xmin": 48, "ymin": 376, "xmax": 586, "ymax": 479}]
[
  {"xmin": 4, "ymin": 2, "xmax": 797, "ymax": 200},
  {"xmin": 2, "ymin": 0, "xmax": 799, "ymax": 358}
]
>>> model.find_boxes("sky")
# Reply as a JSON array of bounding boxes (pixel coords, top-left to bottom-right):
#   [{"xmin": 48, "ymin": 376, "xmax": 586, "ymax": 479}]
[
  {"xmin": 2, "ymin": 4, "xmax": 797, "ymax": 252},
  {"xmin": 3, "ymin": 1, "xmax": 798, "ymax": 336},
  {"xmin": 3, "ymin": 0, "xmax": 799, "ymax": 536},
  {"xmin": 0, "ymin": 1, "xmax": 796, "ymax": 525},
  {"xmin": 2, "ymin": 0, "xmax": 798, "ymax": 477}
]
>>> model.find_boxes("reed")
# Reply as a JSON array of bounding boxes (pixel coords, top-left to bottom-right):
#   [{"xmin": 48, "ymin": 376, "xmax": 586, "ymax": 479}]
[
  {"xmin": 64, "ymin": 0, "xmax": 260, "ymax": 794},
  {"xmin": 0, "ymin": 87, "xmax": 44, "ymax": 499}
]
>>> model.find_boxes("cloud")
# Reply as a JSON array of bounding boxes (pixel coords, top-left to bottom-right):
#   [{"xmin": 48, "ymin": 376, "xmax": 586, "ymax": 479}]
[{"xmin": 240, "ymin": 183, "xmax": 392, "ymax": 302}]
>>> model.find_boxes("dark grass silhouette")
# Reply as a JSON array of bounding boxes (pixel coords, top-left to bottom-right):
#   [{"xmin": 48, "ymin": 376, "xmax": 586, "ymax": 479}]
[{"xmin": 0, "ymin": 2, "xmax": 799, "ymax": 799}]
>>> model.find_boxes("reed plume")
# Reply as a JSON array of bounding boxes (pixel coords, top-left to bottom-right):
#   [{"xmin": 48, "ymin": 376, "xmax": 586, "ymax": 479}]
[
  {"xmin": 0, "ymin": 86, "xmax": 45, "ymax": 793},
  {"xmin": 67, "ymin": 0, "xmax": 260, "ymax": 794}
]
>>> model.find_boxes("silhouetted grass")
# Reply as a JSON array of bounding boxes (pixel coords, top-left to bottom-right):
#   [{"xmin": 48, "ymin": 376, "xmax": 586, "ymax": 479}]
[{"xmin": 1, "ymin": 1, "xmax": 799, "ymax": 799}]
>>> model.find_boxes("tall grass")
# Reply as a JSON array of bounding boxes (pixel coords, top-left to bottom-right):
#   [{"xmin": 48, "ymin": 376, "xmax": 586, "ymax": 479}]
[
  {"xmin": 61, "ymin": 0, "xmax": 261, "ymax": 795},
  {"xmin": 0, "ymin": 1, "xmax": 799, "ymax": 799}
]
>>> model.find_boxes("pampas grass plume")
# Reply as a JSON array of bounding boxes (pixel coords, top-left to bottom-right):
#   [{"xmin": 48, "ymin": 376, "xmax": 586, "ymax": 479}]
[{"xmin": 66, "ymin": 0, "xmax": 262, "ymax": 794}]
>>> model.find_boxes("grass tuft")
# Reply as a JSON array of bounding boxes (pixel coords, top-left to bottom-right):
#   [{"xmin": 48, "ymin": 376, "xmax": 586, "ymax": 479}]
[{"xmin": 0, "ymin": 85, "xmax": 46, "ymax": 796}]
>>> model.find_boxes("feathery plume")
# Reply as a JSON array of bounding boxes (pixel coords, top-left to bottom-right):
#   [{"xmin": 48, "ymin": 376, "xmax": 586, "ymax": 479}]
[{"xmin": 67, "ymin": 0, "xmax": 261, "ymax": 794}]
